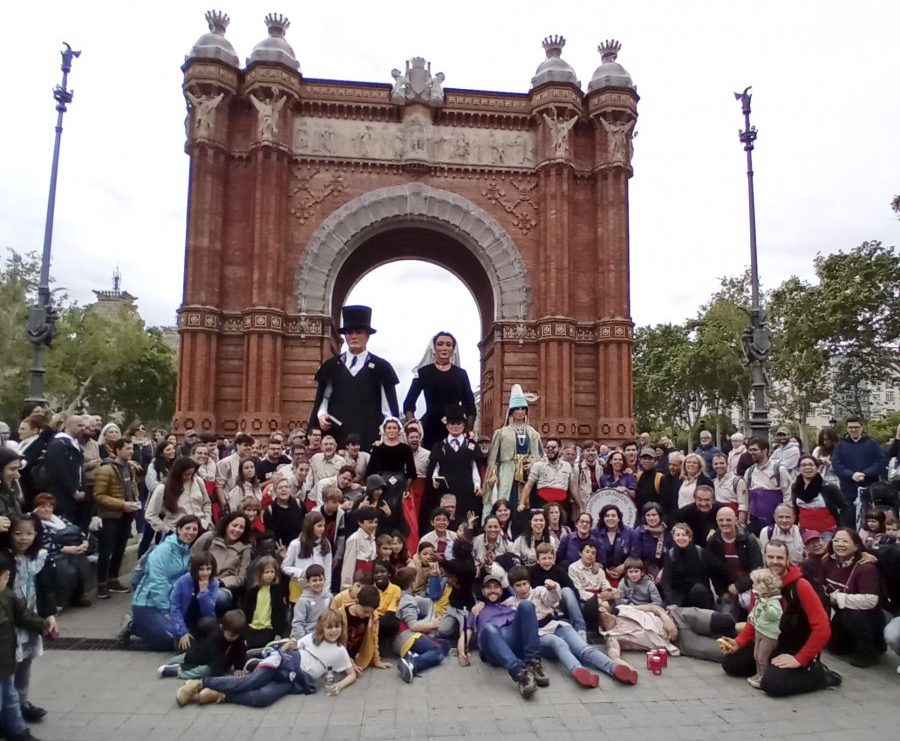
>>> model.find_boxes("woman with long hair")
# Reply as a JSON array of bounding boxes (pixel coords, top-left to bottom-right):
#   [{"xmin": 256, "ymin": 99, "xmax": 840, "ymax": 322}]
[
  {"xmin": 489, "ymin": 499, "xmax": 515, "ymax": 543},
  {"xmin": 226, "ymin": 459, "xmax": 262, "ymax": 513},
  {"xmin": 402, "ymin": 331, "xmax": 477, "ymax": 450},
  {"xmin": 147, "ymin": 457, "xmax": 213, "ymax": 535},
  {"xmin": 512, "ymin": 510, "xmax": 559, "ymax": 567},
  {"xmin": 543, "ymin": 501, "xmax": 571, "ymax": 541},
  {"xmin": 593, "ymin": 504, "xmax": 635, "ymax": 583},
  {"xmin": 190, "ymin": 513, "xmax": 252, "ymax": 610},
  {"xmin": 632, "ymin": 502, "xmax": 670, "ymax": 578},
  {"xmin": 282, "ymin": 511, "xmax": 333, "ymax": 593},
  {"xmin": 812, "ymin": 427, "xmax": 840, "ymax": 487},
  {"xmin": 600, "ymin": 451, "xmax": 636, "ymax": 499}
]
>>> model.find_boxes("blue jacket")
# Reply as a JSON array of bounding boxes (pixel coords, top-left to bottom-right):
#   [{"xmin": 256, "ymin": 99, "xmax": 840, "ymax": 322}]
[
  {"xmin": 132, "ymin": 533, "xmax": 192, "ymax": 611},
  {"xmin": 167, "ymin": 573, "xmax": 219, "ymax": 638},
  {"xmin": 594, "ymin": 526, "xmax": 635, "ymax": 569},
  {"xmin": 557, "ymin": 531, "xmax": 600, "ymax": 568},
  {"xmin": 831, "ymin": 435, "xmax": 885, "ymax": 498}
]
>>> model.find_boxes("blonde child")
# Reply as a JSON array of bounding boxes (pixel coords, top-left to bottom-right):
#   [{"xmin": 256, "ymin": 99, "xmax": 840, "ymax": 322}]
[{"xmin": 746, "ymin": 568, "xmax": 783, "ymax": 688}]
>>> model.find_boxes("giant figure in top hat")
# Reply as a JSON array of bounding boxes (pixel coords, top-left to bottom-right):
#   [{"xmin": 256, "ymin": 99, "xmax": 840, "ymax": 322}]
[{"xmin": 309, "ymin": 305, "xmax": 400, "ymax": 450}]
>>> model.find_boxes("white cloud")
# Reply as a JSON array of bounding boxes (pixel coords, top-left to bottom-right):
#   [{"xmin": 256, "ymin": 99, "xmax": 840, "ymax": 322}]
[{"xmin": 1, "ymin": 0, "xmax": 897, "ymax": 345}]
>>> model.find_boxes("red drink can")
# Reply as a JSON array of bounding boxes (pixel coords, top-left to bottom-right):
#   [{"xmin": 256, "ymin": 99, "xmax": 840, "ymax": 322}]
[
  {"xmin": 646, "ymin": 651, "xmax": 656, "ymax": 669},
  {"xmin": 649, "ymin": 654, "xmax": 663, "ymax": 675},
  {"xmin": 655, "ymin": 649, "xmax": 668, "ymax": 667}
]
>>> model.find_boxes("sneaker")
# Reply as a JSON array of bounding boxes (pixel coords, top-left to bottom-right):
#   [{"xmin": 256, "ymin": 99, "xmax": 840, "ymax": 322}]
[
  {"xmin": 96, "ymin": 584, "xmax": 110, "ymax": 600},
  {"xmin": 158, "ymin": 664, "xmax": 181, "ymax": 679},
  {"xmin": 515, "ymin": 669, "xmax": 537, "ymax": 698},
  {"xmin": 176, "ymin": 679, "xmax": 203, "ymax": 707},
  {"xmin": 611, "ymin": 664, "xmax": 639, "ymax": 685},
  {"xmin": 397, "ymin": 657, "xmax": 415, "ymax": 684},
  {"xmin": 571, "ymin": 667, "xmax": 600, "ymax": 688},
  {"xmin": 20, "ymin": 702, "xmax": 47, "ymax": 722},
  {"xmin": 108, "ymin": 580, "xmax": 131, "ymax": 594},
  {"xmin": 243, "ymin": 658, "xmax": 260, "ymax": 673},
  {"xmin": 527, "ymin": 660, "xmax": 550, "ymax": 687},
  {"xmin": 116, "ymin": 613, "xmax": 134, "ymax": 645},
  {"xmin": 747, "ymin": 674, "xmax": 762, "ymax": 689}
]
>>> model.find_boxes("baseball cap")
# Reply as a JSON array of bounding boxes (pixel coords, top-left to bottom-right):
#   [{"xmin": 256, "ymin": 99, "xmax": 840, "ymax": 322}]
[
  {"xmin": 776, "ymin": 426, "xmax": 790, "ymax": 435},
  {"xmin": 482, "ymin": 574, "xmax": 502, "ymax": 587},
  {"xmin": 639, "ymin": 447, "xmax": 656, "ymax": 458},
  {"xmin": 801, "ymin": 530, "xmax": 822, "ymax": 544}
]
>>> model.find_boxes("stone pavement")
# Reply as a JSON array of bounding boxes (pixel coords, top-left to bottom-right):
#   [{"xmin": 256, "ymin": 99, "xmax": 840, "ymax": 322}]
[{"xmin": 30, "ymin": 597, "xmax": 900, "ymax": 741}]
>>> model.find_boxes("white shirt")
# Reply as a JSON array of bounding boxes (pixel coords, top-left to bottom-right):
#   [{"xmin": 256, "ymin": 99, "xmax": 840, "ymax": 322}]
[
  {"xmin": 317, "ymin": 350, "xmax": 393, "ymax": 420},
  {"xmin": 297, "ymin": 633, "xmax": 353, "ymax": 679}
]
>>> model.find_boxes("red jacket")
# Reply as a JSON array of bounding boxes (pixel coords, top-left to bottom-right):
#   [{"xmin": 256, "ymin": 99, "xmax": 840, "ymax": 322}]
[{"xmin": 735, "ymin": 565, "xmax": 830, "ymax": 666}]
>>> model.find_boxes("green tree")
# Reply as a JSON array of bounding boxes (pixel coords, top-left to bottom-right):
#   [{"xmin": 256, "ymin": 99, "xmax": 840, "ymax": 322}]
[
  {"xmin": 0, "ymin": 247, "xmax": 177, "ymax": 426},
  {"xmin": 633, "ymin": 323, "xmax": 693, "ymax": 434},
  {"xmin": 767, "ymin": 277, "xmax": 830, "ymax": 442},
  {"xmin": 813, "ymin": 241, "xmax": 900, "ymax": 416}
]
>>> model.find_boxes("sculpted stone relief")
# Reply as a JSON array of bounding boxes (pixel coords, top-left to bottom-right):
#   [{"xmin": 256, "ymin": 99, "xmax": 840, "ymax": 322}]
[{"xmin": 291, "ymin": 116, "xmax": 536, "ymax": 168}]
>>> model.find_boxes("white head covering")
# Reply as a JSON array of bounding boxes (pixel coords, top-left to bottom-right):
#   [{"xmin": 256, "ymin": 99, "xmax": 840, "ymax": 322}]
[
  {"xmin": 412, "ymin": 333, "xmax": 462, "ymax": 377},
  {"xmin": 378, "ymin": 416, "xmax": 407, "ymax": 445}
]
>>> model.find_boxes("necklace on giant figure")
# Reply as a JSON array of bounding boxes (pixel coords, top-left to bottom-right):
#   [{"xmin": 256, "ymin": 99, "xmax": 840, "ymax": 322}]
[{"xmin": 513, "ymin": 425, "xmax": 527, "ymax": 445}]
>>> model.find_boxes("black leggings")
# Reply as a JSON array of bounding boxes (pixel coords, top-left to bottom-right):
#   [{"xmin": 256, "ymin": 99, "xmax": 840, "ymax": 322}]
[
  {"xmin": 668, "ymin": 584, "xmax": 715, "ymax": 610},
  {"xmin": 721, "ymin": 644, "xmax": 828, "ymax": 697},
  {"xmin": 829, "ymin": 608, "xmax": 886, "ymax": 664}
]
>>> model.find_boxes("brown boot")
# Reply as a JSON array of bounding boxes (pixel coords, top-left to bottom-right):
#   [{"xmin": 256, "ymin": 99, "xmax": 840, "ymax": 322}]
[
  {"xmin": 196, "ymin": 688, "xmax": 226, "ymax": 705},
  {"xmin": 176, "ymin": 679, "xmax": 203, "ymax": 707},
  {"xmin": 527, "ymin": 660, "xmax": 550, "ymax": 687}
]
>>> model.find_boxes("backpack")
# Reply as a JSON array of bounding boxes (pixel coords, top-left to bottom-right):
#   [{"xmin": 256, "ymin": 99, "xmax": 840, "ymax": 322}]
[{"xmin": 745, "ymin": 461, "xmax": 782, "ymax": 488}]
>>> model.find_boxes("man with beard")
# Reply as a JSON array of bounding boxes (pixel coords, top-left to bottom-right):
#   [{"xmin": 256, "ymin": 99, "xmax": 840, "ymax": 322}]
[
  {"xmin": 575, "ymin": 441, "xmax": 604, "ymax": 512},
  {"xmin": 518, "ymin": 438, "xmax": 578, "ymax": 514},
  {"xmin": 673, "ymin": 485, "xmax": 722, "ymax": 548},
  {"xmin": 473, "ymin": 574, "xmax": 544, "ymax": 698},
  {"xmin": 42, "ymin": 414, "xmax": 88, "ymax": 527},
  {"xmin": 720, "ymin": 540, "xmax": 839, "ymax": 696},
  {"xmin": 256, "ymin": 435, "xmax": 292, "ymax": 484}
]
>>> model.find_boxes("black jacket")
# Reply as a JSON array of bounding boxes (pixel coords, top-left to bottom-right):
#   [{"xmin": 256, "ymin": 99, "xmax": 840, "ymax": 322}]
[
  {"xmin": 704, "ymin": 528, "xmax": 762, "ymax": 595},
  {"xmin": 0, "ymin": 590, "xmax": 45, "ymax": 678},
  {"xmin": 183, "ymin": 627, "xmax": 247, "ymax": 676},
  {"xmin": 242, "ymin": 582, "xmax": 288, "ymax": 637},
  {"xmin": 42, "ymin": 437, "xmax": 84, "ymax": 513}
]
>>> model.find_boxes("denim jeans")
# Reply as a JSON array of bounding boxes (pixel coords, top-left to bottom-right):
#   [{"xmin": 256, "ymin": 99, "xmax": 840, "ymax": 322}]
[
  {"xmin": 0, "ymin": 676, "xmax": 26, "ymax": 737},
  {"xmin": 540, "ymin": 623, "xmax": 615, "ymax": 675},
  {"xmin": 406, "ymin": 636, "xmax": 450, "ymax": 674},
  {"xmin": 204, "ymin": 667, "xmax": 293, "ymax": 707},
  {"xmin": 478, "ymin": 601, "xmax": 541, "ymax": 679},
  {"xmin": 13, "ymin": 657, "xmax": 31, "ymax": 705},
  {"xmin": 559, "ymin": 587, "xmax": 586, "ymax": 633},
  {"xmin": 132, "ymin": 605, "xmax": 174, "ymax": 651}
]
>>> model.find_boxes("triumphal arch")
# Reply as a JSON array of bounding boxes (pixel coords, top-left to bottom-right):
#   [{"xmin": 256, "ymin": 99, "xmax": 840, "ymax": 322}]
[{"xmin": 174, "ymin": 11, "xmax": 639, "ymax": 442}]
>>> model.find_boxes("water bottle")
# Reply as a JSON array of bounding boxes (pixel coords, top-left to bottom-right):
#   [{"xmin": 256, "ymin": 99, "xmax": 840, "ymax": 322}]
[{"xmin": 325, "ymin": 666, "xmax": 335, "ymax": 684}]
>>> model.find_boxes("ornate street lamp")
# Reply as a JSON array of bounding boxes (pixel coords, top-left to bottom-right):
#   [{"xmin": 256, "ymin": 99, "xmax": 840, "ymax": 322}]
[
  {"xmin": 735, "ymin": 86, "xmax": 772, "ymax": 441},
  {"xmin": 26, "ymin": 43, "xmax": 80, "ymax": 405}
]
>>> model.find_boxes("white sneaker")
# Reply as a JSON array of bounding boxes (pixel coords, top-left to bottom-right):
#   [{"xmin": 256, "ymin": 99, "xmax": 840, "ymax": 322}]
[{"xmin": 398, "ymin": 657, "xmax": 415, "ymax": 683}]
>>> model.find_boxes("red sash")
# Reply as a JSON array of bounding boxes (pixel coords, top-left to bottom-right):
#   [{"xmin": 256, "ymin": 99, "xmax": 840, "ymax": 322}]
[{"xmin": 537, "ymin": 487, "xmax": 568, "ymax": 503}]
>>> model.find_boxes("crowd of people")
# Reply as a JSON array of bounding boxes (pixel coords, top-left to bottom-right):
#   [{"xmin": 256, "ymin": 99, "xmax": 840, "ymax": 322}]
[{"xmin": 0, "ymin": 304, "xmax": 898, "ymax": 736}]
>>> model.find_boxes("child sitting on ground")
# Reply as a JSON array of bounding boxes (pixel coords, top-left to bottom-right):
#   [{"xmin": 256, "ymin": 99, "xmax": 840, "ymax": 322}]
[
  {"xmin": 746, "ymin": 568, "xmax": 783, "ymax": 689},
  {"xmin": 331, "ymin": 569, "xmax": 375, "ymax": 611},
  {"xmin": 159, "ymin": 609, "xmax": 248, "ymax": 679},
  {"xmin": 619, "ymin": 558, "xmax": 663, "ymax": 606},
  {"xmin": 373, "ymin": 560, "xmax": 401, "ymax": 640},
  {"xmin": 291, "ymin": 564, "xmax": 333, "ymax": 639},
  {"xmin": 243, "ymin": 555, "xmax": 288, "ymax": 648},
  {"xmin": 393, "ymin": 567, "xmax": 450, "ymax": 683}
]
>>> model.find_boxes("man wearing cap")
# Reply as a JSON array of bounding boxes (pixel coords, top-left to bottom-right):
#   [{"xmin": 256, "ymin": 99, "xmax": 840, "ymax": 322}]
[
  {"xmin": 519, "ymin": 437, "xmax": 578, "ymax": 514},
  {"xmin": 484, "ymin": 385, "xmax": 542, "ymax": 519},
  {"xmin": 771, "ymin": 426, "xmax": 801, "ymax": 481},
  {"xmin": 309, "ymin": 305, "xmax": 400, "ymax": 450},
  {"xmin": 634, "ymin": 447, "xmax": 665, "ymax": 514},
  {"xmin": 472, "ymin": 573, "xmax": 544, "ymax": 698},
  {"xmin": 178, "ymin": 429, "xmax": 199, "ymax": 458},
  {"xmin": 424, "ymin": 404, "xmax": 482, "ymax": 531}
]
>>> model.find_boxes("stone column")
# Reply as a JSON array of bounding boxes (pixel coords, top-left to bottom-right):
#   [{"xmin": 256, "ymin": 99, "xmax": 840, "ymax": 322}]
[
  {"xmin": 174, "ymin": 63, "xmax": 240, "ymax": 434},
  {"xmin": 237, "ymin": 70, "xmax": 300, "ymax": 434},
  {"xmin": 588, "ymin": 89, "xmax": 638, "ymax": 442}
]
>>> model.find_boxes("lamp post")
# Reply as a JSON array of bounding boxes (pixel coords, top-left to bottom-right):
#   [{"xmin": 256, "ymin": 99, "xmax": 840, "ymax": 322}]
[
  {"xmin": 26, "ymin": 43, "xmax": 80, "ymax": 406},
  {"xmin": 734, "ymin": 86, "xmax": 772, "ymax": 442}
]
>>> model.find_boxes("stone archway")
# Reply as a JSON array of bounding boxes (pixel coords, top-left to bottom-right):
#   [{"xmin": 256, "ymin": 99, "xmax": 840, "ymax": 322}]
[{"xmin": 293, "ymin": 183, "xmax": 531, "ymax": 324}]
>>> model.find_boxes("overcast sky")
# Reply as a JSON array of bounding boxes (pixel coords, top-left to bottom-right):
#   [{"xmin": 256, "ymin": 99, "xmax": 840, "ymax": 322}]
[{"xmin": 2, "ymin": 1, "xmax": 898, "ymax": 402}]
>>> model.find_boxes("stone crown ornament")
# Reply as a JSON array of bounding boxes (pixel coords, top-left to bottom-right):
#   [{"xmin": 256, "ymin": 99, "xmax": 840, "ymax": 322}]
[
  {"xmin": 390, "ymin": 57, "xmax": 445, "ymax": 106},
  {"xmin": 531, "ymin": 33, "xmax": 579, "ymax": 89}
]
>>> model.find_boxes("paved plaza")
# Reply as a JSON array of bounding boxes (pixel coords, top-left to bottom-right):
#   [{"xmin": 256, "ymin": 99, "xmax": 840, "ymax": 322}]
[{"xmin": 27, "ymin": 596, "xmax": 900, "ymax": 741}]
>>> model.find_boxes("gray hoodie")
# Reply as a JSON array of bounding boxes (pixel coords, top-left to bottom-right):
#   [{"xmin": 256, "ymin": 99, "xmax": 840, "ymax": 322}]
[{"xmin": 290, "ymin": 589, "xmax": 333, "ymax": 639}]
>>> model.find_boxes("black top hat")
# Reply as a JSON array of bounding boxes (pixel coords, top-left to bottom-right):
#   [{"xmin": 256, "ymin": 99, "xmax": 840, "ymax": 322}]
[
  {"xmin": 444, "ymin": 403, "xmax": 467, "ymax": 424},
  {"xmin": 338, "ymin": 305, "xmax": 376, "ymax": 334}
]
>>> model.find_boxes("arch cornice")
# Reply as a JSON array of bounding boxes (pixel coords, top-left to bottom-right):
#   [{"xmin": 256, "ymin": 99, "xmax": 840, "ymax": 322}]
[{"xmin": 293, "ymin": 183, "xmax": 531, "ymax": 321}]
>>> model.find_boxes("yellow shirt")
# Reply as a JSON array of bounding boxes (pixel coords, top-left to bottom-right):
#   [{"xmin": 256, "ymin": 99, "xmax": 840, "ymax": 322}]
[
  {"xmin": 250, "ymin": 585, "xmax": 272, "ymax": 630},
  {"xmin": 376, "ymin": 583, "xmax": 401, "ymax": 617}
]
